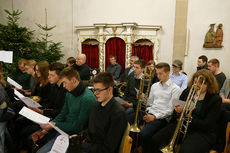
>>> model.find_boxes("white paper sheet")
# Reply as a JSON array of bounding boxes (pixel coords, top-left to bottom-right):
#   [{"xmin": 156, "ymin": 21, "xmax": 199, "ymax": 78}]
[
  {"xmin": 172, "ymin": 99, "xmax": 194, "ymax": 110},
  {"xmin": 50, "ymin": 135, "xmax": 69, "ymax": 153},
  {"xmin": 7, "ymin": 77, "xmax": 22, "ymax": 89},
  {"xmin": 14, "ymin": 89, "xmax": 41, "ymax": 108},
  {"xmin": 19, "ymin": 106, "xmax": 50, "ymax": 125},
  {"xmin": 172, "ymin": 99, "xmax": 186, "ymax": 107},
  {"xmin": 0, "ymin": 51, "xmax": 13, "ymax": 63},
  {"xmin": 48, "ymin": 122, "xmax": 69, "ymax": 137}
]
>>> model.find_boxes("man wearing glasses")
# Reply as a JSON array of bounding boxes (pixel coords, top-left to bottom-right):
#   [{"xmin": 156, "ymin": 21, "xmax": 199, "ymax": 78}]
[{"xmin": 82, "ymin": 72, "xmax": 127, "ymax": 153}]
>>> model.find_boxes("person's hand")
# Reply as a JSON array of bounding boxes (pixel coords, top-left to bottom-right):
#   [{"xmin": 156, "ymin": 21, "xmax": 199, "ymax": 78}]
[
  {"xmin": 40, "ymin": 121, "xmax": 55, "ymax": 131},
  {"xmin": 122, "ymin": 103, "xmax": 132, "ymax": 108},
  {"xmin": 28, "ymin": 106, "xmax": 43, "ymax": 114},
  {"xmin": 174, "ymin": 104, "xmax": 183, "ymax": 114},
  {"xmin": 32, "ymin": 130, "xmax": 47, "ymax": 144},
  {"xmin": 24, "ymin": 91, "xmax": 32, "ymax": 96},
  {"xmin": 222, "ymin": 98, "xmax": 230, "ymax": 104},
  {"xmin": 143, "ymin": 113, "xmax": 156, "ymax": 123}
]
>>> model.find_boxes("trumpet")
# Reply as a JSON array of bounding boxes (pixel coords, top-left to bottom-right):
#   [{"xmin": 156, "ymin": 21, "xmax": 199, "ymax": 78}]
[
  {"xmin": 161, "ymin": 75, "xmax": 205, "ymax": 153},
  {"xmin": 129, "ymin": 66, "xmax": 153, "ymax": 133}
]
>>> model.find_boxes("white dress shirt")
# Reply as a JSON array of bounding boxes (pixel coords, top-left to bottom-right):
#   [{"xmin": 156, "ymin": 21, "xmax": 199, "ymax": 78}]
[{"xmin": 147, "ymin": 78, "xmax": 182, "ymax": 119}]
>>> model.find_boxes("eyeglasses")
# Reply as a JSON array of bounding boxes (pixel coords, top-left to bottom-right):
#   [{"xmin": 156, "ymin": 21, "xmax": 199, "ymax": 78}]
[{"xmin": 92, "ymin": 87, "xmax": 109, "ymax": 94}]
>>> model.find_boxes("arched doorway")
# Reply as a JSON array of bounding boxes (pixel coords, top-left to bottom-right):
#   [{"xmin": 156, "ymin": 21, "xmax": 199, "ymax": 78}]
[
  {"xmin": 82, "ymin": 39, "xmax": 99, "ymax": 69},
  {"xmin": 132, "ymin": 39, "xmax": 154, "ymax": 64},
  {"xmin": 105, "ymin": 37, "xmax": 126, "ymax": 71}
]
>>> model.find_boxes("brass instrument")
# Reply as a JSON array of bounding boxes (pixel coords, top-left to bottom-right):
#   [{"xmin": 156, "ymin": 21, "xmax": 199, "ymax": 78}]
[
  {"xmin": 144, "ymin": 68, "xmax": 153, "ymax": 113},
  {"xmin": 119, "ymin": 82, "xmax": 127, "ymax": 97},
  {"xmin": 161, "ymin": 75, "xmax": 205, "ymax": 153},
  {"xmin": 129, "ymin": 66, "xmax": 153, "ymax": 133},
  {"xmin": 30, "ymin": 96, "xmax": 41, "ymax": 102}
]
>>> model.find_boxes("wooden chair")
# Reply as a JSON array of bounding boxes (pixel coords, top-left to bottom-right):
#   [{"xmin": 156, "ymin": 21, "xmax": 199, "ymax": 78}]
[
  {"xmin": 224, "ymin": 122, "xmax": 230, "ymax": 153},
  {"xmin": 119, "ymin": 123, "xmax": 133, "ymax": 153}
]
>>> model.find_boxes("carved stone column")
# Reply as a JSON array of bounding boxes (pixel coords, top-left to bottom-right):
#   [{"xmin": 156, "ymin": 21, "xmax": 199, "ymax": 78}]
[
  {"xmin": 123, "ymin": 23, "xmax": 136, "ymax": 67},
  {"xmin": 96, "ymin": 25, "xmax": 106, "ymax": 72}
]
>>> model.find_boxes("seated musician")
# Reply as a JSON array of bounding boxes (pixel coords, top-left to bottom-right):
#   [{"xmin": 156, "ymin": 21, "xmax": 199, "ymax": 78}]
[
  {"xmin": 208, "ymin": 58, "xmax": 226, "ymax": 90},
  {"xmin": 218, "ymin": 78, "xmax": 230, "ymax": 151},
  {"xmin": 140, "ymin": 62, "xmax": 181, "ymax": 153},
  {"xmin": 220, "ymin": 78, "xmax": 230, "ymax": 111},
  {"xmin": 73, "ymin": 53, "xmax": 91, "ymax": 81},
  {"xmin": 169, "ymin": 59, "xmax": 188, "ymax": 91},
  {"xmin": 23, "ymin": 59, "xmax": 37, "ymax": 96},
  {"xmin": 66, "ymin": 57, "xmax": 76, "ymax": 67},
  {"xmin": 122, "ymin": 59, "xmax": 146, "ymax": 110},
  {"xmin": 149, "ymin": 69, "xmax": 221, "ymax": 153},
  {"xmin": 106, "ymin": 55, "xmax": 122, "ymax": 80},
  {"xmin": 16, "ymin": 62, "xmax": 67, "ymax": 151},
  {"xmin": 0, "ymin": 62, "xmax": 8, "ymax": 153},
  {"xmin": 82, "ymin": 72, "xmax": 127, "ymax": 153},
  {"xmin": 12, "ymin": 58, "xmax": 31, "ymax": 90},
  {"xmin": 146, "ymin": 60, "xmax": 159, "ymax": 85},
  {"xmin": 32, "ymin": 61, "xmax": 51, "ymax": 105},
  {"xmin": 119, "ymin": 56, "xmax": 139, "ymax": 83},
  {"xmin": 32, "ymin": 67, "xmax": 97, "ymax": 153}
]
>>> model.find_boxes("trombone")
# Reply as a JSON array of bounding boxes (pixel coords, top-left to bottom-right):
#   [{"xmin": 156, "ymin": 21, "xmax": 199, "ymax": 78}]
[
  {"xmin": 161, "ymin": 75, "xmax": 205, "ymax": 153},
  {"xmin": 129, "ymin": 66, "xmax": 153, "ymax": 133}
]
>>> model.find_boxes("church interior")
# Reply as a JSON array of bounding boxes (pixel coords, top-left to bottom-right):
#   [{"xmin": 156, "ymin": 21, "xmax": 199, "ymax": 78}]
[{"xmin": 0, "ymin": 0, "xmax": 230, "ymax": 153}]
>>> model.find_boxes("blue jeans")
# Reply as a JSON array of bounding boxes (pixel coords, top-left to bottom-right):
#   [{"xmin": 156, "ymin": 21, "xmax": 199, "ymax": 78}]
[
  {"xmin": 37, "ymin": 134, "xmax": 58, "ymax": 153},
  {"xmin": 37, "ymin": 130, "xmax": 76, "ymax": 153},
  {"xmin": 0, "ymin": 122, "xmax": 6, "ymax": 153}
]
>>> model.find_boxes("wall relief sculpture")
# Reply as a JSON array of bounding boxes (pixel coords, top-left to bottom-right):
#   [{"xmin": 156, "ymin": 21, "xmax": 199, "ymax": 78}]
[{"xmin": 203, "ymin": 23, "xmax": 223, "ymax": 48}]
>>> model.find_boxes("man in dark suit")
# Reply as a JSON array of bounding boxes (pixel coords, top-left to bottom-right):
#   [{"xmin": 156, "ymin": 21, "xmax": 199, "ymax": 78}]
[
  {"xmin": 73, "ymin": 53, "xmax": 91, "ymax": 81},
  {"xmin": 119, "ymin": 56, "xmax": 139, "ymax": 83}
]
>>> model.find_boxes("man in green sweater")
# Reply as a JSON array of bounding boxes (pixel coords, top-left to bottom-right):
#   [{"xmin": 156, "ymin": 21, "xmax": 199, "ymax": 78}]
[{"xmin": 32, "ymin": 67, "xmax": 97, "ymax": 153}]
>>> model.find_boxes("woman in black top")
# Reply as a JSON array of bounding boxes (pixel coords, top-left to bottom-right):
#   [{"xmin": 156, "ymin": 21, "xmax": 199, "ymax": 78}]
[
  {"xmin": 32, "ymin": 61, "xmax": 51, "ymax": 105},
  {"xmin": 147, "ymin": 69, "xmax": 221, "ymax": 153}
]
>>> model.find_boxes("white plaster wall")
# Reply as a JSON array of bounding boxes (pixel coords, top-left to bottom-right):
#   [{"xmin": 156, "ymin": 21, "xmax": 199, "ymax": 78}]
[
  {"xmin": 185, "ymin": 0, "xmax": 230, "ymax": 79},
  {"xmin": 76, "ymin": 0, "xmax": 176, "ymax": 64},
  {"xmin": 0, "ymin": 0, "xmax": 176, "ymax": 64}
]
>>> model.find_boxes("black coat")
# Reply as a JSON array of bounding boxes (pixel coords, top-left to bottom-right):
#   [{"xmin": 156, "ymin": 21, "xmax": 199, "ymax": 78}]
[{"xmin": 181, "ymin": 88, "xmax": 222, "ymax": 144}]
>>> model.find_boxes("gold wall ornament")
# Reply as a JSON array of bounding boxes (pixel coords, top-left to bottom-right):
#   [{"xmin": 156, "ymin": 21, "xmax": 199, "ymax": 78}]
[{"xmin": 203, "ymin": 23, "xmax": 223, "ymax": 48}]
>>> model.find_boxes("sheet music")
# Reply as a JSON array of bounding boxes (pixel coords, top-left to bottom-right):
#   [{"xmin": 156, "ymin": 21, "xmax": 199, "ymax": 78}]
[
  {"xmin": 114, "ymin": 97, "xmax": 129, "ymax": 105},
  {"xmin": 14, "ymin": 89, "xmax": 41, "ymax": 108},
  {"xmin": 172, "ymin": 99, "xmax": 185, "ymax": 107},
  {"xmin": 14, "ymin": 89, "xmax": 24, "ymax": 98},
  {"xmin": 172, "ymin": 99, "xmax": 194, "ymax": 110},
  {"xmin": 19, "ymin": 106, "xmax": 50, "ymax": 125},
  {"xmin": 0, "ymin": 51, "xmax": 13, "ymax": 63},
  {"xmin": 50, "ymin": 135, "xmax": 69, "ymax": 153},
  {"xmin": 7, "ymin": 77, "xmax": 22, "ymax": 89},
  {"xmin": 21, "ymin": 97, "xmax": 41, "ymax": 108},
  {"xmin": 48, "ymin": 122, "xmax": 69, "ymax": 137}
]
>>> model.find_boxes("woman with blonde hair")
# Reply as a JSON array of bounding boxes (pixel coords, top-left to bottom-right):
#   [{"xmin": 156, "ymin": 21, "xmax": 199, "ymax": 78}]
[{"xmin": 19, "ymin": 59, "xmax": 37, "ymax": 96}]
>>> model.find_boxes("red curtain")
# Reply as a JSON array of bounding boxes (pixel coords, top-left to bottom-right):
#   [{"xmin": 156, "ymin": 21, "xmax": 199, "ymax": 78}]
[
  {"xmin": 82, "ymin": 44, "xmax": 99, "ymax": 68},
  {"xmin": 105, "ymin": 37, "xmax": 126, "ymax": 71},
  {"xmin": 132, "ymin": 44, "xmax": 154, "ymax": 64}
]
